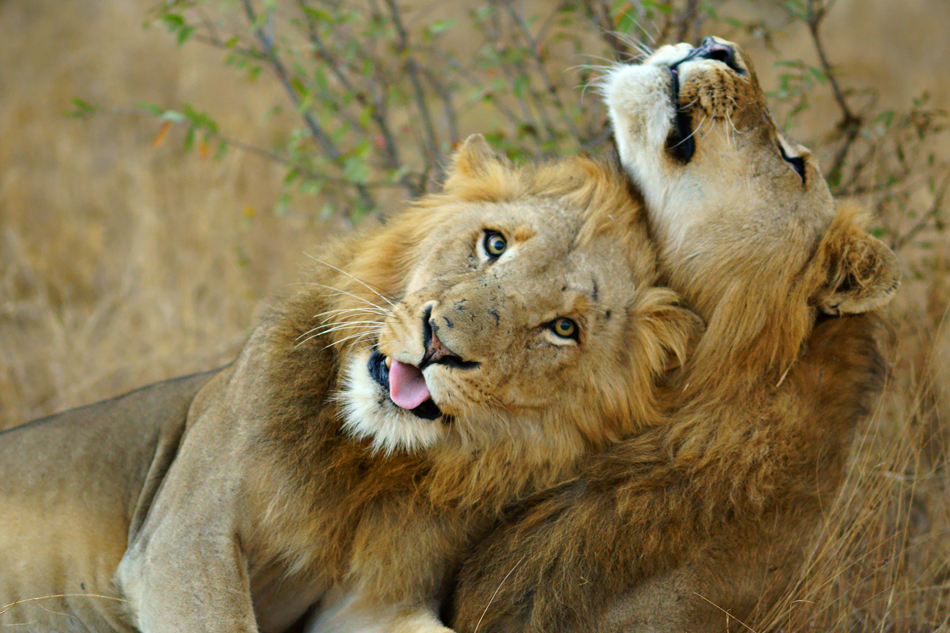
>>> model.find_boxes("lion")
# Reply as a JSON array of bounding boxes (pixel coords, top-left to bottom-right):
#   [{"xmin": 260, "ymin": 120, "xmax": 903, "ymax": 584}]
[
  {"xmin": 448, "ymin": 37, "xmax": 901, "ymax": 633},
  {"xmin": 0, "ymin": 136, "xmax": 702, "ymax": 633}
]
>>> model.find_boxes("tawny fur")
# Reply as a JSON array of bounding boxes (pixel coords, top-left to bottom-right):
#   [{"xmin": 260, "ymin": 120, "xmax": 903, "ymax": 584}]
[
  {"xmin": 450, "ymin": 38, "xmax": 901, "ymax": 633},
  {"xmin": 0, "ymin": 141, "xmax": 700, "ymax": 633}
]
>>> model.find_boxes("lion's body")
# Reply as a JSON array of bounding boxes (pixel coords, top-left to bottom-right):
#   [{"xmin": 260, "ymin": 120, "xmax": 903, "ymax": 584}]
[
  {"xmin": 0, "ymin": 145, "xmax": 699, "ymax": 633},
  {"xmin": 450, "ymin": 39, "xmax": 900, "ymax": 633},
  {"xmin": 0, "ymin": 371, "xmax": 217, "ymax": 632}
]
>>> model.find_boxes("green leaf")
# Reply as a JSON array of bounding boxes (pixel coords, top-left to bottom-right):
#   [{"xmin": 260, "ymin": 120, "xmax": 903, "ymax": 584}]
[
  {"xmin": 176, "ymin": 24, "xmax": 196, "ymax": 46},
  {"xmin": 343, "ymin": 156, "xmax": 370, "ymax": 182},
  {"xmin": 136, "ymin": 102, "xmax": 164, "ymax": 116},
  {"xmin": 161, "ymin": 14, "xmax": 185, "ymax": 30},
  {"xmin": 67, "ymin": 98, "xmax": 101, "ymax": 118},
  {"xmin": 428, "ymin": 19, "xmax": 456, "ymax": 34},
  {"xmin": 302, "ymin": 6, "xmax": 333, "ymax": 23},
  {"xmin": 183, "ymin": 126, "xmax": 195, "ymax": 152}
]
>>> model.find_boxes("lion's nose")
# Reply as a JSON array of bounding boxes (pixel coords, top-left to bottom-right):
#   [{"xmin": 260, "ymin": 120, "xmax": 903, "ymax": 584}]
[
  {"xmin": 420, "ymin": 305, "xmax": 479, "ymax": 370},
  {"xmin": 679, "ymin": 37, "xmax": 743, "ymax": 74}
]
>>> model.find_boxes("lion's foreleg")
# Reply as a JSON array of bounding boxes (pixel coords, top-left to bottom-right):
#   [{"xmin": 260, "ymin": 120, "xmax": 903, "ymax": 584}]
[{"xmin": 116, "ymin": 526, "xmax": 259, "ymax": 633}]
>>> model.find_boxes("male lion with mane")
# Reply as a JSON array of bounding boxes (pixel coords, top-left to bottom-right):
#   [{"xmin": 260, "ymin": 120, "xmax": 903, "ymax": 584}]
[
  {"xmin": 449, "ymin": 38, "xmax": 900, "ymax": 633},
  {"xmin": 0, "ymin": 138, "xmax": 701, "ymax": 633}
]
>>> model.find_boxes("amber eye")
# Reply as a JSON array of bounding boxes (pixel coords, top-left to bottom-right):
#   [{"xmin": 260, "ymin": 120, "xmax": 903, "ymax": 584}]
[
  {"xmin": 484, "ymin": 231, "xmax": 507, "ymax": 258},
  {"xmin": 550, "ymin": 317, "xmax": 578, "ymax": 340}
]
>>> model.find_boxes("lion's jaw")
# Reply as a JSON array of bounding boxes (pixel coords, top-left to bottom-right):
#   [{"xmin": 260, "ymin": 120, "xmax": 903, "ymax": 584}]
[
  {"xmin": 334, "ymin": 143, "xmax": 700, "ymax": 458},
  {"xmin": 604, "ymin": 37, "xmax": 835, "ymax": 317}
]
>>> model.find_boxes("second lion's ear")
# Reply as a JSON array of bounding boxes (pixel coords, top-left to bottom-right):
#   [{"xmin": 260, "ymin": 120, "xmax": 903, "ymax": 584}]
[
  {"xmin": 446, "ymin": 134, "xmax": 506, "ymax": 181},
  {"xmin": 815, "ymin": 210, "xmax": 901, "ymax": 316}
]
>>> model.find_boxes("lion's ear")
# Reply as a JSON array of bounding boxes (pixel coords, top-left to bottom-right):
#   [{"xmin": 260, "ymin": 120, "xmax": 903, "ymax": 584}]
[
  {"xmin": 816, "ymin": 219, "xmax": 901, "ymax": 316},
  {"xmin": 448, "ymin": 134, "xmax": 505, "ymax": 179}
]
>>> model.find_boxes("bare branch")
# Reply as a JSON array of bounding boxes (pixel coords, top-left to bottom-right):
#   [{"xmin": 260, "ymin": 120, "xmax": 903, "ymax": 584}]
[
  {"xmin": 805, "ymin": 0, "xmax": 861, "ymax": 185},
  {"xmin": 581, "ymin": 0, "xmax": 633, "ymax": 60},
  {"xmin": 502, "ymin": 3, "xmax": 582, "ymax": 140},
  {"xmin": 382, "ymin": 0, "xmax": 441, "ymax": 170},
  {"xmin": 894, "ymin": 170, "xmax": 950, "ymax": 251},
  {"xmin": 241, "ymin": 0, "xmax": 376, "ymax": 210},
  {"xmin": 421, "ymin": 67, "xmax": 459, "ymax": 152},
  {"xmin": 675, "ymin": 0, "xmax": 701, "ymax": 43},
  {"xmin": 295, "ymin": 0, "xmax": 402, "ymax": 171}
]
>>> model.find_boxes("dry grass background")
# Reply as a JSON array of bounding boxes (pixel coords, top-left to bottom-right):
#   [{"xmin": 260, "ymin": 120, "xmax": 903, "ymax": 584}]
[{"xmin": 1, "ymin": 0, "xmax": 948, "ymax": 630}]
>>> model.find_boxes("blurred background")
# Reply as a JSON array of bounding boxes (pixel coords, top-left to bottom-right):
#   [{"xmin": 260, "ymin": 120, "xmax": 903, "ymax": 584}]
[{"xmin": 1, "ymin": 0, "xmax": 948, "ymax": 629}]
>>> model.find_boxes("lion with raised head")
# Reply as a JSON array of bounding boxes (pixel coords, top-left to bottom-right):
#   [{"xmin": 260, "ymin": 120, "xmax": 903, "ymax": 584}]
[
  {"xmin": 0, "ymin": 137, "xmax": 701, "ymax": 633},
  {"xmin": 449, "ymin": 38, "xmax": 901, "ymax": 633}
]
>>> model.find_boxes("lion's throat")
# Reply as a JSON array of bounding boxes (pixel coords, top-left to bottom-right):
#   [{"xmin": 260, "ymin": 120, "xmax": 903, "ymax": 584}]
[{"xmin": 389, "ymin": 360, "xmax": 431, "ymax": 410}]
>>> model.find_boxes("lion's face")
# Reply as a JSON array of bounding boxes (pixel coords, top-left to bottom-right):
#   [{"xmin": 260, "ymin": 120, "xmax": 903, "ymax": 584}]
[
  {"xmin": 603, "ymin": 37, "xmax": 899, "ymax": 388},
  {"xmin": 604, "ymin": 37, "xmax": 838, "ymax": 316},
  {"xmin": 336, "ymin": 138, "xmax": 699, "ymax": 456}
]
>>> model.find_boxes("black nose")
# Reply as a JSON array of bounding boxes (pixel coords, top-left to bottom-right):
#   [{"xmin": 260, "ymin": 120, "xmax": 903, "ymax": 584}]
[
  {"xmin": 678, "ymin": 37, "xmax": 743, "ymax": 74},
  {"xmin": 420, "ymin": 306, "xmax": 479, "ymax": 370}
]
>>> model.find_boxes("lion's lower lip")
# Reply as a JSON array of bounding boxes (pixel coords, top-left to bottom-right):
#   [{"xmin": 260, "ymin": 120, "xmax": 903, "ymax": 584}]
[
  {"xmin": 665, "ymin": 66, "xmax": 695, "ymax": 164},
  {"xmin": 367, "ymin": 350, "xmax": 443, "ymax": 421}
]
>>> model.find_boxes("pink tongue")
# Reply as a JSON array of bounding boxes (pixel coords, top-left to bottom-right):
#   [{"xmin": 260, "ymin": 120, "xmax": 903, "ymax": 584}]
[{"xmin": 389, "ymin": 360, "xmax": 431, "ymax": 410}]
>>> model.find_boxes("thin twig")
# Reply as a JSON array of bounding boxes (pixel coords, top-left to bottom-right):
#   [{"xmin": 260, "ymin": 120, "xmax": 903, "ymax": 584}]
[
  {"xmin": 675, "ymin": 0, "xmax": 701, "ymax": 43},
  {"xmin": 582, "ymin": 0, "xmax": 632, "ymax": 56},
  {"xmin": 432, "ymin": 47, "xmax": 531, "ymax": 135},
  {"xmin": 894, "ymin": 171, "xmax": 950, "ymax": 251},
  {"xmin": 382, "ymin": 0, "xmax": 441, "ymax": 171},
  {"xmin": 241, "ymin": 0, "xmax": 376, "ymax": 210},
  {"xmin": 486, "ymin": 7, "xmax": 555, "ymax": 148},
  {"xmin": 421, "ymin": 67, "xmax": 459, "ymax": 156},
  {"xmin": 296, "ymin": 0, "xmax": 402, "ymax": 172},
  {"xmin": 806, "ymin": 0, "xmax": 861, "ymax": 184},
  {"xmin": 502, "ymin": 3, "xmax": 582, "ymax": 140}
]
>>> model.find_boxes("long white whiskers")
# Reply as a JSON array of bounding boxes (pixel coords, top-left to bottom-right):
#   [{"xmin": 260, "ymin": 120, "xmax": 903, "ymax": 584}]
[
  {"xmin": 314, "ymin": 307, "xmax": 388, "ymax": 322},
  {"xmin": 305, "ymin": 255, "xmax": 396, "ymax": 307},
  {"xmin": 299, "ymin": 283, "xmax": 389, "ymax": 312},
  {"xmin": 295, "ymin": 321, "xmax": 385, "ymax": 345},
  {"xmin": 318, "ymin": 330, "xmax": 379, "ymax": 352}
]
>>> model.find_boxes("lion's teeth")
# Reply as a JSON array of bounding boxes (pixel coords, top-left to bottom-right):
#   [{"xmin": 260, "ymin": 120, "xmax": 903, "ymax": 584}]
[{"xmin": 385, "ymin": 356, "xmax": 392, "ymax": 369}]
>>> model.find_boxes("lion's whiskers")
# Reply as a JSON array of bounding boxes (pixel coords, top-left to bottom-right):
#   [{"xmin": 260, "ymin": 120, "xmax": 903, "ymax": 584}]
[
  {"xmin": 297, "ymin": 321, "xmax": 385, "ymax": 342},
  {"xmin": 305, "ymin": 255, "xmax": 397, "ymax": 308},
  {"xmin": 296, "ymin": 325, "xmax": 381, "ymax": 350},
  {"xmin": 610, "ymin": 23, "xmax": 657, "ymax": 51},
  {"xmin": 673, "ymin": 113, "xmax": 709, "ymax": 153},
  {"xmin": 318, "ymin": 329, "xmax": 380, "ymax": 353},
  {"xmin": 299, "ymin": 283, "xmax": 390, "ymax": 313},
  {"xmin": 315, "ymin": 307, "xmax": 388, "ymax": 322}
]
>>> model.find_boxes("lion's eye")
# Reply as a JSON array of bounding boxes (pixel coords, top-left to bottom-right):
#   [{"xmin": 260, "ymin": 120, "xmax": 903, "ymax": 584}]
[
  {"xmin": 777, "ymin": 142, "xmax": 806, "ymax": 184},
  {"xmin": 483, "ymin": 231, "xmax": 507, "ymax": 259},
  {"xmin": 549, "ymin": 317, "xmax": 579, "ymax": 341}
]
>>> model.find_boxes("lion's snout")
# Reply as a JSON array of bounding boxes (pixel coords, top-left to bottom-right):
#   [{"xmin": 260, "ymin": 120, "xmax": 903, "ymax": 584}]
[{"xmin": 420, "ymin": 304, "xmax": 479, "ymax": 370}]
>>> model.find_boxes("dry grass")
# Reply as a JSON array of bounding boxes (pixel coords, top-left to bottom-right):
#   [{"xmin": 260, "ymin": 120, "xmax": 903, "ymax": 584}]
[
  {"xmin": 1, "ymin": 1, "xmax": 948, "ymax": 631},
  {"xmin": 753, "ymin": 310, "xmax": 950, "ymax": 632}
]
